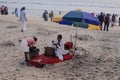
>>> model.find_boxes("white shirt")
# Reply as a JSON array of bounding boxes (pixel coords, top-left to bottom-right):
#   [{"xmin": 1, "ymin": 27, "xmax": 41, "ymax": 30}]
[
  {"xmin": 52, "ymin": 40, "xmax": 64, "ymax": 50},
  {"xmin": 52, "ymin": 40, "xmax": 68, "ymax": 60},
  {"xmin": 20, "ymin": 10, "xmax": 26, "ymax": 22}
]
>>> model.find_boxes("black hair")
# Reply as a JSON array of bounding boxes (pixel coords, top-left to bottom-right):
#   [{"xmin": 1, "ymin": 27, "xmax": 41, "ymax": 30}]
[
  {"xmin": 33, "ymin": 36, "xmax": 37, "ymax": 42},
  {"xmin": 22, "ymin": 7, "xmax": 25, "ymax": 10},
  {"xmin": 58, "ymin": 34, "xmax": 62, "ymax": 39},
  {"xmin": 20, "ymin": 7, "xmax": 25, "ymax": 12},
  {"xmin": 100, "ymin": 12, "xmax": 103, "ymax": 15}
]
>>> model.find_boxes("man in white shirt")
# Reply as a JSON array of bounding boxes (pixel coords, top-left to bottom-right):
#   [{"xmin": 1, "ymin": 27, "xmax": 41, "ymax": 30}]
[
  {"xmin": 52, "ymin": 35, "xmax": 69, "ymax": 60},
  {"xmin": 20, "ymin": 7, "xmax": 27, "ymax": 32}
]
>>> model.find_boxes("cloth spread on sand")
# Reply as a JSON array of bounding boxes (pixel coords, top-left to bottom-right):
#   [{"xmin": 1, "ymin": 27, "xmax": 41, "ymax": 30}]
[{"xmin": 29, "ymin": 53, "xmax": 72, "ymax": 68}]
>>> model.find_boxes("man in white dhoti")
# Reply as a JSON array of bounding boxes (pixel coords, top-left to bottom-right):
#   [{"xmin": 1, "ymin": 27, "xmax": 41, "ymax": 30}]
[
  {"xmin": 52, "ymin": 35, "xmax": 69, "ymax": 60},
  {"xmin": 20, "ymin": 7, "xmax": 27, "ymax": 32}
]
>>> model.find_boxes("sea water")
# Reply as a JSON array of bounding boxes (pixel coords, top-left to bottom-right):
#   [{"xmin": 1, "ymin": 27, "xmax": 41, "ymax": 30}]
[{"xmin": 0, "ymin": 0, "xmax": 120, "ymax": 16}]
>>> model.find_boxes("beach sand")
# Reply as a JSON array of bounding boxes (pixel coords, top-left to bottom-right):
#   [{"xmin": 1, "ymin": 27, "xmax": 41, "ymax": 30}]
[{"xmin": 0, "ymin": 14, "xmax": 120, "ymax": 80}]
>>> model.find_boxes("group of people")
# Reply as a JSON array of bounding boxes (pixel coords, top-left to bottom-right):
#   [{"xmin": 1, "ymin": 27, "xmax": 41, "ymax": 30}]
[
  {"xmin": 19, "ymin": 9, "xmax": 54, "ymax": 32},
  {"xmin": 20, "ymin": 34, "xmax": 70, "ymax": 66},
  {"xmin": 97, "ymin": 12, "xmax": 120, "ymax": 31},
  {"xmin": 0, "ymin": 5, "xmax": 8, "ymax": 15},
  {"xmin": 42, "ymin": 10, "xmax": 54, "ymax": 22}
]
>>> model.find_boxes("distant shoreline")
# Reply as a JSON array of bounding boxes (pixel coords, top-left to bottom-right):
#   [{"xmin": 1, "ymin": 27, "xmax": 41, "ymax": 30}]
[{"xmin": 1, "ymin": 1, "xmax": 120, "ymax": 16}]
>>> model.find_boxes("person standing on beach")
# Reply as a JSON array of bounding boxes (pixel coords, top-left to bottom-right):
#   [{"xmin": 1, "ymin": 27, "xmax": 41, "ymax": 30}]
[
  {"xmin": 59, "ymin": 11, "xmax": 61, "ymax": 14},
  {"xmin": 49, "ymin": 11, "xmax": 54, "ymax": 22},
  {"xmin": 111, "ymin": 14, "xmax": 116, "ymax": 27},
  {"xmin": 15, "ymin": 8, "xmax": 18, "ymax": 17},
  {"xmin": 20, "ymin": 36, "xmax": 37, "ymax": 66},
  {"xmin": 4, "ymin": 6, "xmax": 8, "ymax": 15},
  {"xmin": 42, "ymin": 10, "xmax": 48, "ymax": 21},
  {"xmin": 1, "ymin": 5, "xmax": 5, "ymax": 15},
  {"xmin": 103, "ymin": 14, "xmax": 110, "ymax": 31},
  {"xmin": 119, "ymin": 17, "xmax": 120, "ymax": 26},
  {"xmin": 98, "ymin": 12, "xmax": 104, "ymax": 30},
  {"xmin": 20, "ymin": 7, "xmax": 27, "ymax": 32}
]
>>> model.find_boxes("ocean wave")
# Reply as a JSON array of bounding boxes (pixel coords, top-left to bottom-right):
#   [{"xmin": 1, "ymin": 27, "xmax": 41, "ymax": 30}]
[
  {"xmin": 0, "ymin": 1, "xmax": 120, "ymax": 9},
  {"xmin": 0, "ymin": 1, "xmax": 120, "ymax": 16}
]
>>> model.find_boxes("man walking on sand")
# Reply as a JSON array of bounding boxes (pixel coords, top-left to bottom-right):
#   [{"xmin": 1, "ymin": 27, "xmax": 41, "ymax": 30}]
[{"xmin": 20, "ymin": 7, "xmax": 27, "ymax": 32}]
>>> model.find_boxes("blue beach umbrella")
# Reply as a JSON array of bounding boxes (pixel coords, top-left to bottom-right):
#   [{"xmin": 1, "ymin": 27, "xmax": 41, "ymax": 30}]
[{"xmin": 63, "ymin": 10, "xmax": 100, "ymax": 25}]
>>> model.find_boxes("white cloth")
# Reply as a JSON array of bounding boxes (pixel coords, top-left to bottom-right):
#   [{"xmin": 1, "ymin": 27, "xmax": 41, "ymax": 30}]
[
  {"xmin": 52, "ymin": 40, "xmax": 68, "ymax": 60},
  {"xmin": 20, "ymin": 10, "xmax": 26, "ymax": 31},
  {"xmin": 20, "ymin": 10, "xmax": 26, "ymax": 22},
  {"xmin": 21, "ymin": 21, "xmax": 26, "ymax": 31},
  {"xmin": 20, "ymin": 39, "xmax": 29, "ymax": 52}
]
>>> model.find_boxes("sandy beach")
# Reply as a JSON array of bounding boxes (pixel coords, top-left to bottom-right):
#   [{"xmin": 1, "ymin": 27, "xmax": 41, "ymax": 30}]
[{"xmin": 0, "ymin": 14, "xmax": 120, "ymax": 80}]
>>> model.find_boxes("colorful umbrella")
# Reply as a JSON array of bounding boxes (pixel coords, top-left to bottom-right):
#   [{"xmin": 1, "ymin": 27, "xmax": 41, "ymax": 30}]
[
  {"xmin": 73, "ymin": 21, "xmax": 100, "ymax": 30},
  {"xmin": 53, "ymin": 11, "xmax": 68, "ymax": 23},
  {"xmin": 73, "ymin": 21, "xmax": 88, "ymax": 29},
  {"xmin": 63, "ymin": 10, "xmax": 100, "ymax": 25}
]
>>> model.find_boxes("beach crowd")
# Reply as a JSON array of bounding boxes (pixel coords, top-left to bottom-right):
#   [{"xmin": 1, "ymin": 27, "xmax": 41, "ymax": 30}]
[
  {"xmin": 0, "ymin": 5, "xmax": 8, "ymax": 15},
  {"xmin": 97, "ymin": 12, "xmax": 120, "ymax": 31},
  {"xmin": 0, "ymin": 5, "xmax": 120, "ymax": 69},
  {"xmin": 0, "ymin": 5, "xmax": 120, "ymax": 31}
]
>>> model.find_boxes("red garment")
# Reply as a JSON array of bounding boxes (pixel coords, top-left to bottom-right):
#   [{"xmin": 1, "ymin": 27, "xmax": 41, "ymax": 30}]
[
  {"xmin": 27, "ymin": 38, "xmax": 35, "ymax": 46},
  {"xmin": 64, "ymin": 42, "xmax": 73, "ymax": 50},
  {"xmin": 29, "ymin": 53, "xmax": 72, "ymax": 68},
  {"xmin": 104, "ymin": 16, "xmax": 110, "ymax": 23}
]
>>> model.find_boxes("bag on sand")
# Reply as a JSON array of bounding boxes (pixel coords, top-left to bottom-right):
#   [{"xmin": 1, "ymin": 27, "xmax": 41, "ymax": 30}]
[
  {"xmin": 64, "ymin": 42, "xmax": 73, "ymax": 50},
  {"xmin": 44, "ymin": 47, "xmax": 55, "ymax": 57},
  {"xmin": 29, "ymin": 46, "xmax": 40, "ymax": 59}
]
